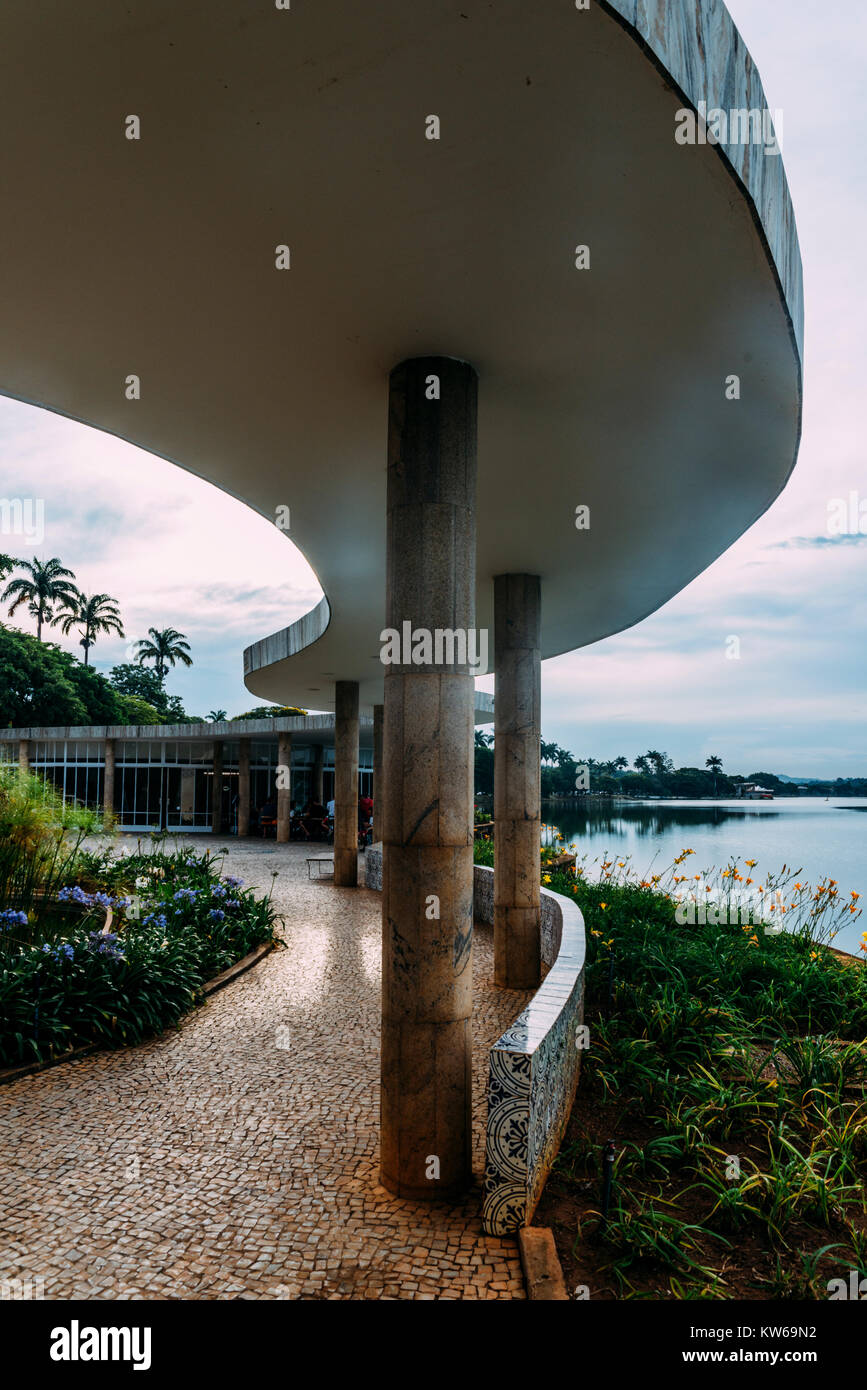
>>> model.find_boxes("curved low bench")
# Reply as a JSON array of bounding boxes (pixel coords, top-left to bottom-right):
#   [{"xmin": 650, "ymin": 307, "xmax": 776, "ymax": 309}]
[{"xmin": 365, "ymin": 848, "xmax": 586, "ymax": 1235}]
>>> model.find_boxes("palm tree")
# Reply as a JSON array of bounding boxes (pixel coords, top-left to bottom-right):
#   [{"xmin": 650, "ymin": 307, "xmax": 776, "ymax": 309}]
[
  {"xmin": 208, "ymin": 709, "xmax": 227, "ymax": 723},
  {"xmin": 2, "ymin": 557, "xmax": 79, "ymax": 640},
  {"xmin": 541, "ymin": 739, "xmax": 560, "ymax": 766},
  {"xmin": 133, "ymin": 626, "xmax": 193, "ymax": 683},
  {"xmin": 612, "ymin": 756, "xmax": 629, "ymax": 774},
  {"xmin": 706, "ymin": 754, "xmax": 724, "ymax": 797},
  {"xmin": 646, "ymin": 749, "xmax": 673, "ymax": 776},
  {"xmin": 59, "ymin": 593, "xmax": 124, "ymax": 666}
]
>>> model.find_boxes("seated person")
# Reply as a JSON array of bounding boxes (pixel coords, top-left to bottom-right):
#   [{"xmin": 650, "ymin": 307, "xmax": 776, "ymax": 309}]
[
  {"xmin": 259, "ymin": 796, "xmax": 277, "ymax": 836},
  {"xmin": 303, "ymin": 799, "xmax": 328, "ymax": 841}
]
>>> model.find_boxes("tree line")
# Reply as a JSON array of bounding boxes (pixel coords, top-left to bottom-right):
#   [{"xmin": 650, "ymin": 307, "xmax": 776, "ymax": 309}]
[
  {"xmin": 473, "ymin": 735, "xmax": 867, "ymax": 799},
  {"xmin": 0, "ymin": 552, "xmax": 195, "ymax": 726},
  {"xmin": 0, "ymin": 552, "xmax": 308, "ymax": 729}
]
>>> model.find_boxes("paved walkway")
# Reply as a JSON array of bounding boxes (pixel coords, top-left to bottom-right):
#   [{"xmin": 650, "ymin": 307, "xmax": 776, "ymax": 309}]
[{"xmin": 0, "ymin": 839, "xmax": 529, "ymax": 1299}]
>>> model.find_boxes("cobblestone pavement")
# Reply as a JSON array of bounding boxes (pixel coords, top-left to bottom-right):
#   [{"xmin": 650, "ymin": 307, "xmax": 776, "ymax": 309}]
[{"xmin": 0, "ymin": 839, "xmax": 531, "ymax": 1300}]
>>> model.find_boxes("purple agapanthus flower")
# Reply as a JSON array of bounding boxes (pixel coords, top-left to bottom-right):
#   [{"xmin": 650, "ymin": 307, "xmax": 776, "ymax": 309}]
[
  {"xmin": 224, "ymin": 876, "xmax": 244, "ymax": 890},
  {"xmin": 40, "ymin": 941, "xmax": 75, "ymax": 961},
  {"xmin": 0, "ymin": 908, "xmax": 28, "ymax": 928},
  {"xmin": 58, "ymin": 885, "xmax": 94, "ymax": 906},
  {"xmin": 87, "ymin": 931, "xmax": 125, "ymax": 961},
  {"xmin": 207, "ymin": 909, "xmax": 225, "ymax": 923}
]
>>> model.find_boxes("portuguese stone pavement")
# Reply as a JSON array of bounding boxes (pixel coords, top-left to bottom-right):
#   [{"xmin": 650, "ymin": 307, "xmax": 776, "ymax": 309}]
[{"xmin": 0, "ymin": 840, "xmax": 529, "ymax": 1300}]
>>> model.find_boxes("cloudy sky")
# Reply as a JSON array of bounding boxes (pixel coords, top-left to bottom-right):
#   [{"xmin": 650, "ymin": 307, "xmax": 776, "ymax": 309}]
[{"xmin": 0, "ymin": 0, "xmax": 863, "ymax": 778}]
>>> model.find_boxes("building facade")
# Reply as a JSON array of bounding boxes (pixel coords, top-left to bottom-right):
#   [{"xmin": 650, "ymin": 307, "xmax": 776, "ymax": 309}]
[{"xmin": 0, "ymin": 716, "xmax": 374, "ymax": 834}]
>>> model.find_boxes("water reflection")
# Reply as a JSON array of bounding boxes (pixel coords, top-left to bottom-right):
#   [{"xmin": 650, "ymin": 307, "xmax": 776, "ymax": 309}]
[
  {"xmin": 542, "ymin": 802, "xmax": 781, "ymax": 841},
  {"xmin": 535, "ymin": 798, "xmax": 865, "ymax": 954}
]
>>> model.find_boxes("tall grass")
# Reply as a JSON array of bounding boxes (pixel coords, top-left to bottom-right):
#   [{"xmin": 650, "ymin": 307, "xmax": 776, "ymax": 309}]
[{"xmin": 0, "ymin": 767, "xmax": 105, "ymax": 913}]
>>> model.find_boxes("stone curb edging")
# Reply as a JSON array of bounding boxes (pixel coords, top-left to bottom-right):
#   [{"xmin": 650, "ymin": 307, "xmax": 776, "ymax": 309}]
[
  {"xmin": 200, "ymin": 941, "xmax": 274, "ymax": 996},
  {"xmin": 0, "ymin": 1042, "xmax": 99, "ymax": 1087},
  {"xmin": 0, "ymin": 941, "xmax": 275, "ymax": 1087},
  {"xmin": 518, "ymin": 1226, "xmax": 569, "ymax": 1301}
]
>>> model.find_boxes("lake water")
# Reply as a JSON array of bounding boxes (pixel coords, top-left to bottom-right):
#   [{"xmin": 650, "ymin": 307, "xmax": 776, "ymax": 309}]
[{"xmin": 540, "ymin": 798, "xmax": 867, "ymax": 954}]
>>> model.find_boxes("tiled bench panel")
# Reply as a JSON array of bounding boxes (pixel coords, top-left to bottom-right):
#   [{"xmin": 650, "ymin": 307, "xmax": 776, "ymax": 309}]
[{"xmin": 365, "ymin": 846, "xmax": 586, "ymax": 1234}]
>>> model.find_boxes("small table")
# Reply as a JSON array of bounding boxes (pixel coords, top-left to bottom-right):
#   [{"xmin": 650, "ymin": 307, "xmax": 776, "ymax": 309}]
[{"xmin": 307, "ymin": 856, "xmax": 334, "ymax": 879}]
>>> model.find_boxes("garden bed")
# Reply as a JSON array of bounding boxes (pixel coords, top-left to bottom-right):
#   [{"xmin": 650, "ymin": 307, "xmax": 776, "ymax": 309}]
[
  {"xmin": 0, "ymin": 843, "xmax": 280, "ymax": 1072},
  {"xmin": 0, "ymin": 936, "xmax": 274, "ymax": 1085},
  {"xmin": 472, "ymin": 837, "xmax": 867, "ymax": 1299},
  {"xmin": 535, "ymin": 864, "xmax": 867, "ymax": 1299}
]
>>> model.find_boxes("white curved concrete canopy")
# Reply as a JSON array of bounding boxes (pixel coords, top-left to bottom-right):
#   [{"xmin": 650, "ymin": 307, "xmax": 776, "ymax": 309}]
[{"xmin": 0, "ymin": 0, "xmax": 802, "ymax": 714}]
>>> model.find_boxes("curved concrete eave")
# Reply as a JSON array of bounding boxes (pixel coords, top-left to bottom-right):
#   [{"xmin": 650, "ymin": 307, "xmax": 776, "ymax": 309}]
[
  {"xmin": 0, "ymin": 0, "xmax": 802, "ymax": 715},
  {"xmin": 243, "ymin": 597, "xmax": 495, "ymax": 720}
]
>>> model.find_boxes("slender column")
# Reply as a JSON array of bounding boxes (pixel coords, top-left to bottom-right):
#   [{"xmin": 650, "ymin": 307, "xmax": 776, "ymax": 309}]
[
  {"xmin": 493, "ymin": 574, "xmax": 542, "ymax": 989},
  {"xmin": 381, "ymin": 356, "xmax": 477, "ymax": 1199},
  {"xmin": 334, "ymin": 681, "xmax": 359, "ymax": 885},
  {"xmin": 18, "ymin": 738, "xmax": 30, "ymax": 773},
  {"xmin": 277, "ymin": 732, "xmax": 292, "ymax": 842},
  {"xmin": 211, "ymin": 740, "xmax": 223, "ymax": 834},
  {"xmin": 373, "ymin": 703, "xmax": 384, "ymax": 843},
  {"xmin": 238, "ymin": 737, "xmax": 251, "ymax": 837},
  {"xmin": 103, "ymin": 738, "xmax": 116, "ymax": 818},
  {"xmin": 312, "ymin": 743, "xmax": 324, "ymax": 803}
]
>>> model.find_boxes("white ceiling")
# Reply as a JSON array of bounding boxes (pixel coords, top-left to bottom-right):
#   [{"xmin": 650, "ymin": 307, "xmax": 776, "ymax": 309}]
[{"xmin": 0, "ymin": 1, "xmax": 802, "ymax": 713}]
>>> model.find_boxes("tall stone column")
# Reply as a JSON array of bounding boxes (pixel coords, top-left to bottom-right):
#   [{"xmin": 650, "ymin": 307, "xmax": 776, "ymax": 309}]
[
  {"xmin": 493, "ymin": 574, "xmax": 542, "ymax": 989},
  {"xmin": 381, "ymin": 356, "xmax": 477, "ymax": 1199},
  {"xmin": 373, "ymin": 703, "xmax": 384, "ymax": 843},
  {"xmin": 103, "ymin": 738, "xmax": 116, "ymax": 818},
  {"xmin": 312, "ymin": 742, "xmax": 324, "ymax": 803},
  {"xmin": 238, "ymin": 737, "xmax": 251, "ymax": 837},
  {"xmin": 211, "ymin": 740, "xmax": 223, "ymax": 834},
  {"xmin": 277, "ymin": 732, "xmax": 292, "ymax": 842},
  {"xmin": 18, "ymin": 738, "xmax": 30, "ymax": 773},
  {"xmin": 334, "ymin": 681, "xmax": 359, "ymax": 886}
]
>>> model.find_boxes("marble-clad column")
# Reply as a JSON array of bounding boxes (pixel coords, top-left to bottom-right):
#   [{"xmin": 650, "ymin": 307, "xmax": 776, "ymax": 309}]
[
  {"xmin": 103, "ymin": 738, "xmax": 116, "ymax": 818},
  {"xmin": 334, "ymin": 682, "xmax": 359, "ymax": 885},
  {"xmin": 373, "ymin": 703, "xmax": 384, "ymax": 843},
  {"xmin": 238, "ymin": 737, "xmax": 251, "ymax": 837},
  {"xmin": 211, "ymin": 740, "xmax": 223, "ymax": 834},
  {"xmin": 493, "ymin": 574, "xmax": 542, "ymax": 989},
  {"xmin": 312, "ymin": 742, "xmax": 324, "ymax": 803},
  {"xmin": 380, "ymin": 356, "xmax": 477, "ymax": 1199},
  {"xmin": 277, "ymin": 732, "xmax": 292, "ymax": 842}
]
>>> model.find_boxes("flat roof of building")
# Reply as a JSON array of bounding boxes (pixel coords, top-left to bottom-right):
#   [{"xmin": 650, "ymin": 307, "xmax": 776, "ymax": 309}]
[{"xmin": 1, "ymin": 692, "xmax": 494, "ymax": 744}]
